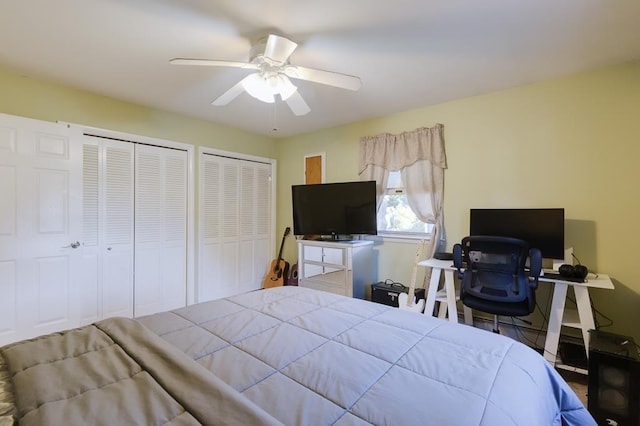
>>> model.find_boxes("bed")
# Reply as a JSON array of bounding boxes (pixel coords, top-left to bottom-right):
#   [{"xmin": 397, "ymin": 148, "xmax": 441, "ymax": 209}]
[{"xmin": 1, "ymin": 286, "xmax": 594, "ymax": 425}]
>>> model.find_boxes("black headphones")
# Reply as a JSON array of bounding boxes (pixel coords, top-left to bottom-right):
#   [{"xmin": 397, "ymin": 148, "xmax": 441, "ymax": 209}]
[{"xmin": 558, "ymin": 263, "xmax": 589, "ymax": 280}]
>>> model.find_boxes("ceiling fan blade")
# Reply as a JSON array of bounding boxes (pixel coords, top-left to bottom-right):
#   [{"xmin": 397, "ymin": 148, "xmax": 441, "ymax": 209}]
[
  {"xmin": 211, "ymin": 75, "xmax": 253, "ymax": 106},
  {"xmin": 284, "ymin": 65, "xmax": 361, "ymax": 91},
  {"xmin": 264, "ymin": 34, "xmax": 298, "ymax": 64},
  {"xmin": 170, "ymin": 58, "xmax": 259, "ymax": 70},
  {"xmin": 284, "ymin": 90, "xmax": 311, "ymax": 116}
]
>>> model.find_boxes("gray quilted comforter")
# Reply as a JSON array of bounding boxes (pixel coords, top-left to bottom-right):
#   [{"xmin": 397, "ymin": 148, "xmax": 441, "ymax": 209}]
[
  {"xmin": 0, "ymin": 317, "xmax": 279, "ymax": 425},
  {"xmin": 1, "ymin": 286, "xmax": 594, "ymax": 425}
]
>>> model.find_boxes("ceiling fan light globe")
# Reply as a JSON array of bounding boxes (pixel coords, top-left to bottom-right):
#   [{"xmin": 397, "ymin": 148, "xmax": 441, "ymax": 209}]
[{"xmin": 242, "ymin": 73, "xmax": 275, "ymax": 103}]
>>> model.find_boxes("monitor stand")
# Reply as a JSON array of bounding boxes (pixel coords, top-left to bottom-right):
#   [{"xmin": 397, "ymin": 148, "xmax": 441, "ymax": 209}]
[
  {"xmin": 552, "ymin": 247, "xmax": 574, "ymax": 270},
  {"xmin": 324, "ymin": 233, "xmax": 353, "ymax": 242}
]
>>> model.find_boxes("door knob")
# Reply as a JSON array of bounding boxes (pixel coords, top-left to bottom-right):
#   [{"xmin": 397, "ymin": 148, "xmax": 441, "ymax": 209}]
[{"xmin": 62, "ymin": 241, "xmax": 80, "ymax": 249}]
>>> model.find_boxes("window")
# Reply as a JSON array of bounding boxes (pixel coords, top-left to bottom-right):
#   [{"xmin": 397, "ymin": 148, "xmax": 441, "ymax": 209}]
[{"xmin": 377, "ymin": 171, "xmax": 433, "ymax": 237}]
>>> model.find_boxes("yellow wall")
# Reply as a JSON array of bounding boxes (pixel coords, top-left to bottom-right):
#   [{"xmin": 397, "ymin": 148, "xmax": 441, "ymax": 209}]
[
  {"xmin": 276, "ymin": 61, "xmax": 640, "ymax": 341},
  {"xmin": 0, "ymin": 64, "xmax": 275, "ymax": 157}
]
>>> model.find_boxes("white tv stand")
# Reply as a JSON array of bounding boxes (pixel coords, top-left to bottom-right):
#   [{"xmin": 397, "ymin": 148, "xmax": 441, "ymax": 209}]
[{"xmin": 297, "ymin": 239, "xmax": 373, "ymax": 299}]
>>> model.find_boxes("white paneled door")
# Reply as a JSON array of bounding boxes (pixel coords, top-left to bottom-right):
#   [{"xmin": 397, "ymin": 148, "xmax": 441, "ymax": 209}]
[{"xmin": 0, "ymin": 113, "xmax": 83, "ymax": 346}]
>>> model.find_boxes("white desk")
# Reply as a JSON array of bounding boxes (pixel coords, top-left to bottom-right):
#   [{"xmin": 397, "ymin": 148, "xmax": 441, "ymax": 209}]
[
  {"xmin": 419, "ymin": 259, "xmax": 473, "ymax": 325},
  {"xmin": 418, "ymin": 258, "xmax": 614, "ymax": 372}
]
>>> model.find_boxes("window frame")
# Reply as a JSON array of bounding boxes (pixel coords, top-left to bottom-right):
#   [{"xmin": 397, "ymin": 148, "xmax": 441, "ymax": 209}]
[{"xmin": 374, "ymin": 171, "xmax": 434, "ymax": 241}]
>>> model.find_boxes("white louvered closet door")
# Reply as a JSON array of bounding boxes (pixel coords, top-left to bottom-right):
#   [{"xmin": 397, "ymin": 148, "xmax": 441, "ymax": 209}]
[
  {"xmin": 82, "ymin": 137, "xmax": 135, "ymax": 320},
  {"xmin": 199, "ymin": 154, "xmax": 271, "ymax": 301},
  {"xmin": 83, "ymin": 137, "xmax": 188, "ymax": 319},
  {"xmin": 79, "ymin": 142, "xmax": 100, "ymax": 324},
  {"xmin": 134, "ymin": 144, "xmax": 187, "ymax": 317},
  {"xmin": 238, "ymin": 161, "xmax": 271, "ymax": 294}
]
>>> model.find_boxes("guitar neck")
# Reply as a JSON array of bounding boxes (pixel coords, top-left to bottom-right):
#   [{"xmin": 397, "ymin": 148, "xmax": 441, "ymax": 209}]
[{"xmin": 276, "ymin": 238, "xmax": 286, "ymax": 262}]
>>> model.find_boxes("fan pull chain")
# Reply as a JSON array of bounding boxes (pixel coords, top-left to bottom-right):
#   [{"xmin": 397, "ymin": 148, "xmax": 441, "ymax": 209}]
[{"xmin": 272, "ymin": 101, "xmax": 278, "ymax": 133}]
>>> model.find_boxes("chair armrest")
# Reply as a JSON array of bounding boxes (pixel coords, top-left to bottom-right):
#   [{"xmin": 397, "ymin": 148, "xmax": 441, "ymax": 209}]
[
  {"xmin": 452, "ymin": 243, "xmax": 464, "ymax": 279},
  {"xmin": 528, "ymin": 248, "xmax": 542, "ymax": 287}
]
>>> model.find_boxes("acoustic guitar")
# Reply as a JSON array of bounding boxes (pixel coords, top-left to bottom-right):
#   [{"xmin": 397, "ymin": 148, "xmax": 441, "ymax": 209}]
[
  {"xmin": 398, "ymin": 240, "xmax": 427, "ymax": 313},
  {"xmin": 263, "ymin": 227, "xmax": 291, "ymax": 288}
]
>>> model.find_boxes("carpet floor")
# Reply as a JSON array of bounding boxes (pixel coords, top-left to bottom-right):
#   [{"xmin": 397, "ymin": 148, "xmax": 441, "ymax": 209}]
[{"xmin": 559, "ymin": 369, "xmax": 589, "ymax": 407}]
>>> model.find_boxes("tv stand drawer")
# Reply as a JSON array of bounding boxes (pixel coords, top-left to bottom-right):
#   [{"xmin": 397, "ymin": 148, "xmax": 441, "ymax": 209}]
[{"xmin": 297, "ymin": 240, "xmax": 373, "ymax": 299}]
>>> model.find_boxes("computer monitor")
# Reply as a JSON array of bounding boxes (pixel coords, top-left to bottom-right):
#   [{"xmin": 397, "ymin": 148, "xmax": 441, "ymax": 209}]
[{"xmin": 469, "ymin": 208, "xmax": 565, "ymax": 259}]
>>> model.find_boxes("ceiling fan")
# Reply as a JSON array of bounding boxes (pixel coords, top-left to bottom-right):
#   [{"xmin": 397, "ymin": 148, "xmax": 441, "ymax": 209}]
[{"xmin": 170, "ymin": 34, "xmax": 362, "ymax": 116}]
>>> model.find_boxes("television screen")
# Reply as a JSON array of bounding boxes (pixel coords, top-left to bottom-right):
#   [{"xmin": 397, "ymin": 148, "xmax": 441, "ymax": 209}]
[
  {"xmin": 469, "ymin": 208, "xmax": 565, "ymax": 259},
  {"xmin": 292, "ymin": 181, "xmax": 377, "ymax": 239}
]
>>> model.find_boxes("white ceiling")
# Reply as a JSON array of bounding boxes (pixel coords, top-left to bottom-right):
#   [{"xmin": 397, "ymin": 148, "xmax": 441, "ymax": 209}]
[{"xmin": 1, "ymin": 0, "xmax": 639, "ymax": 138}]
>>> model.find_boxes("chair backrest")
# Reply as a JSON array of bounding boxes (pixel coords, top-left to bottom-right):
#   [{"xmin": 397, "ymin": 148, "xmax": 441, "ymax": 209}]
[{"xmin": 453, "ymin": 236, "xmax": 542, "ymax": 316}]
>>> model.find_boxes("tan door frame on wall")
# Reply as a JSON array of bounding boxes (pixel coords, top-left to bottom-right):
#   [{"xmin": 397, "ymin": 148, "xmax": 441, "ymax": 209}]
[{"xmin": 304, "ymin": 152, "xmax": 325, "ymax": 184}]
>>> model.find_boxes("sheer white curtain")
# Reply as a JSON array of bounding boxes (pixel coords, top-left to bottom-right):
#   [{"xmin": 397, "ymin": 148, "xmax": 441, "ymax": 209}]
[
  {"xmin": 358, "ymin": 164, "xmax": 389, "ymax": 210},
  {"xmin": 358, "ymin": 124, "xmax": 447, "ymax": 262}
]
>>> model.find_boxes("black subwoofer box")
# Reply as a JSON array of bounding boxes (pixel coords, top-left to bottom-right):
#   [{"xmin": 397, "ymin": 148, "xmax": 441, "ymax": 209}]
[
  {"xmin": 588, "ymin": 330, "xmax": 640, "ymax": 426},
  {"xmin": 371, "ymin": 281, "xmax": 425, "ymax": 307}
]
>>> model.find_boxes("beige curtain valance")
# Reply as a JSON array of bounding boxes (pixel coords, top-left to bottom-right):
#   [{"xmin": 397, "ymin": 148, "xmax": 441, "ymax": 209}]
[{"xmin": 358, "ymin": 123, "xmax": 447, "ymax": 174}]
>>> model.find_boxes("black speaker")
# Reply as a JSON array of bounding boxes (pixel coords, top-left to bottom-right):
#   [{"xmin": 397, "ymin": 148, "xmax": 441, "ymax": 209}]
[
  {"xmin": 371, "ymin": 281, "xmax": 425, "ymax": 307},
  {"xmin": 588, "ymin": 330, "xmax": 640, "ymax": 426}
]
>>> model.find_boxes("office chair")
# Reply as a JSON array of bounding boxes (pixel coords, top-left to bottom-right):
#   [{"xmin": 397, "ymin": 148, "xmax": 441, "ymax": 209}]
[{"xmin": 453, "ymin": 236, "xmax": 542, "ymax": 334}]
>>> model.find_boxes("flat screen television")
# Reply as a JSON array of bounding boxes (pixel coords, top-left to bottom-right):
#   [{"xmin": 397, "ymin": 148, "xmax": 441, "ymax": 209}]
[
  {"xmin": 292, "ymin": 181, "xmax": 377, "ymax": 239},
  {"xmin": 469, "ymin": 208, "xmax": 565, "ymax": 259}
]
